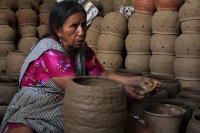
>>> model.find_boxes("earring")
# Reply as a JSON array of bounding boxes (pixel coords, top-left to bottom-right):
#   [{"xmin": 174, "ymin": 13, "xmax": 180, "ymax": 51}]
[{"xmin": 59, "ymin": 37, "xmax": 63, "ymax": 46}]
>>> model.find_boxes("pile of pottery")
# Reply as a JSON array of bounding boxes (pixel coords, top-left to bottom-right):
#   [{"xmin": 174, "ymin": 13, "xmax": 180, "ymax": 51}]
[
  {"xmin": 174, "ymin": 1, "xmax": 200, "ymax": 89},
  {"xmin": 96, "ymin": 12, "xmax": 128, "ymax": 71}
]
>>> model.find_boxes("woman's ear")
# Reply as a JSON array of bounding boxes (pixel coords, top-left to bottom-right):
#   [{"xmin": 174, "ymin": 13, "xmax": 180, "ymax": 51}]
[{"xmin": 53, "ymin": 25, "xmax": 61, "ymax": 37}]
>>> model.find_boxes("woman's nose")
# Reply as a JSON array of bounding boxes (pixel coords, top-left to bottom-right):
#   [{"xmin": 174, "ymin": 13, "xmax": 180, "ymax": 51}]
[{"xmin": 77, "ymin": 25, "xmax": 86, "ymax": 36}]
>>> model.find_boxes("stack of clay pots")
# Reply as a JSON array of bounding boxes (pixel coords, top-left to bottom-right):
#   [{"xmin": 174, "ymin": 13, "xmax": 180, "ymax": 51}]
[
  {"xmin": 150, "ymin": 0, "xmax": 182, "ymax": 77},
  {"xmin": 85, "ymin": 16, "xmax": 103, "ymax": 55},
  {"xmin": 125, "ymin": 0, "xmax": 156, "ymax": 74},
  {"xmin": 174, "ymin": 1, "xmax": 200, "ymax": 89},
  {"xmin": 97, "ymin": 12, "xmax": 128, "ymax": 71}
]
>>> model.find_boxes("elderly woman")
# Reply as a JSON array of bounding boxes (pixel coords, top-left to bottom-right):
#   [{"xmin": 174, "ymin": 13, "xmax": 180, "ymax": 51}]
[{"xmin": 0, "ymin": 1, "xmax": 163, "ymax": 133}]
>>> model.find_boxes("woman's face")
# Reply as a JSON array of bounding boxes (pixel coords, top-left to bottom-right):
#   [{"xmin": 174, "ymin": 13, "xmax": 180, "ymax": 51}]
[{"xmin": 57, "ymin": 11, "xmax": 87, "ymax": 51}]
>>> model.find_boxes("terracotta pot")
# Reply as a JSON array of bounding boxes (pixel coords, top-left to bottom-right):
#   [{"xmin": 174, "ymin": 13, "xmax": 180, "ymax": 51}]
[
  {"xmin": 0, "ymin": 13, "xmax": 9, "ymax": 25},
  {"xmin": 63, "ymin": 76, "xmax": 127, "ymax": 132},
  {"xmin": 0, "ymin": 56, "xmax": 5, "ymax": 71},
  {"xmin": 37, "ymin": 24, "xmax": 48, "ymax": 38},
  {"xmin": 133, "ymin": 0, "xmax": 156, "ymax": 15},
  {"xmin": 0, "ymin": 0, "xmax": 11, "ymax": 10},
  {"xmin": 17, "ymin": 37, "xmax": 38, "ymax": 52},
  {"xmin": 179, "ymin": 2, "xmax": 200, "ymax": 22},
  {"xmin": 175, "ymin": 34, "xmax": 200, "ymax": 58},
  {"xmin": 181, "ymin": 20, "xmax": 200, "ymax": 34},
  {"xmin": 150, "ymin": 34, "xmax": 178, "ymax": 55},
  {"xmin": 186, "ymin": 113, "xmax": 200, "ymax": 133},
  {"xmin": 125, "ymin": 34, "xmax": 151, "ymax": 54},
  {"xmin": 174, "ymin": 58, "xmax": 200, "ymax": 80},
  {"xmin": 147, "ymin": 74, "xmax": 180, "ymax": 98},
  {"xmin": 177, "ymin": 79, "xmax": 200, "ymax": 89},
  {"xmin": 88, "ymin": 16, "xmax": 103, "ymax": 33},
  {"xmin": 0, "ymin": 9, "xmax": 16, "ymax": 27},
  {"xmin": 101, "ymin": 12, "xmax": 128, "ymax": 38},
  {"xmin": 97, "ymin": 33, "xmax": 124, "ymax": 54},
  {"xmin": 21, "ymin": 25, "xmax": 37, "ymax": 37},
  {"xmin": 0, "ymin": 42, "xmax": 16, "ymax": 56},
  {"xmin": 125, "ymin": 54, "xmax": 151, "ymax": 72},
  {"xmin": 0, "ymin": 25, "xmax": 15, "ymax": 43},
  {"xmin": 0, "ymin": 81, "xmax": 18, "ymax": 105},
  {"xmin": 38, "ymin": 12, "xmax": 49, "ymax": 25},
  {"xmin": 152, "ymin": 11, "xmax": 181, "ymax": 34},
  {"xmin": 15, "ymin": 9, "xmax": 38, "ymax": 26},
  {"xmin": 113, "ymin": 0, "xmax": 131, "ymax": 12},
  {"xmin": 0, "ymin": 106, "xmax": 8, "ymax": 123},
  {"xmin": 5, "ymin": 50, "xmax": 28, "ymax": 80},
  {"xmin": 85, "ymin": 29, "xmax": 100, "ymax": 47},
  {"xmin": 155, "ymin": 0, "xmax": 183, "ymax": 11},
  {"xmin": 143, "ymin": 103, "xmax": 184, "ymax": 133},
  {"xmin": 193, "ymin": 106, "xmax": 200, "ymax": 116},
  {"xmin": 150, "ymin": 55, "xmax": 176, "ymax": 76},
  {"xmin": 17, "ymin": 0, "xmax": 32, "ymax": 9},
  {"xmin": 39, "ymin": 3, "xmax": 52, "ymax": 13},
  {"xmin": 128, "ymin": 12, "xmax": 152, "ymax": 34},
  {"xmin": 97, "ymin": 52, "xmax": 123, "ymax": 71},
  {"xmin": 98, "ymin": 0, "xmax": 113, "ymax": 15}
]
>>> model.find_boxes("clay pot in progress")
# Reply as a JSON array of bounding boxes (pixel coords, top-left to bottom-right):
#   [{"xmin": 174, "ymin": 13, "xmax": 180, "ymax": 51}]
[
  {"xmin": 155, "ymin": 0, "xmax": 183, "ymax": 11},
  {"xmin": 125, "ymin": 34, "xmax": 151, "ymax": 54},
  {"xmin": 179, "ymin": 2, "xmax": 200, "ymax": 22},
  {"xmin": 128, "ymin": 12, "xmax": 152, "ymax": 34},
  {"xmin": 133, "ymin": 0, "xmax": 156, "ymax": 15},
  {"xmin": 181, "ymin": 20, "xmax": 200, "ymax": 34},
  {"xmin": 174, "ymin": 58, "xmax": 200, "ymax": 80},
  {"xmin": 150, "ymin": 55, "xmax": 176, "ymax": 76},
  {"xmin": 97, "ymin": 33, "xmax": 124, "ymax": 54},
  {"xmin": 143, "ymin": 104, "xmax": 185, "ymax": 133},
  {"xmin": 63, "ymin": 76, "xmax": 127, "ymax": 133},
  {"xmin": 175, "ymin": 34, "xmax": 200, "ymax": 58},
  {"xmin": 101, "ymin": 12, "xmax": 128, "ymax": 38},
  {"xmin": 152, "ymin": 11, "xmax": 181, "ymax": 34},
  {"xmin": 186, "ymin": 113, "xmax": 200, "ymax": 133},
  {"xmin": 17, "ymin": 37, "xmax": 38, "ymax": 52},
  {"xmin": 150, "ymin": 34, "xmax": 178, "ymax": 55}
]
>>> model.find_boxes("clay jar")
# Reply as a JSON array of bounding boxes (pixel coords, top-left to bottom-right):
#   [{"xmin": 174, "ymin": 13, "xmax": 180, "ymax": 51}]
[
  {"xmin": 101, "ymin": 12, "xmax": 128, "ymax": 38},
  {"xmin": 133, "ymin": 0, "xmax": 156, "ymax": 15},
  {"xmin": 37, "ymin": 25, "xmax": 48, "ymax": 38},
  {"xmin": 97, "ymin": 33, "xmax": 124, "ymax": 54},
  {"xmin": 0, "ymin": 9, "xmax": 16, "ymax": 27},
  {"xmin": 150, "ymin": 34, "xmax": 178, "ymax": 55},
  {"xmin": 174, "ymin": 58, "xmax": 200, "ymax": 80},
  {"xmin": 0, "ymin": 25, "xmax": 15, "ymax": 43},
  {"xmin": 147, "ymin": 74, "xmax": 180, "ymax": 99},
  {"xmin": 5, "ymin": 50, "xmax": 28, "ymax": 80},
  {"xmin": 175, "ymin": 34, "xmax": 200, "ymax": 58},
  {"xmin": 0, "ymin": 81, "xmax": 18, "ymax": 105},
  {"xmin": 125, "ymin": 34, "xmax": 151, "ymax": 54},
  {"xmin": 152, "ymin": 11, "xmax": 181, "ymax": 34},
  {"xmin": 128, "ymin": 12, "xmax": 152, "ymax": 34},
  {"xmin": 181, "ymin": 20, "xmax": 200, "ymax": 34},
  {"xmin": 179, "ymin": 2, "xmax": 200, "ymax": 22},
  {"xmin": 63, "ymin": 76, "xmax": 127, "ymax": 132},
  {"xmin": 125, "ymin": 54, "xmax": 151, "ymax": 72},
  {"xmin": 85, "ymin": 29, "xmax": 100, "ymax": 47},
  {"xmin": 186, "ymin": 113, "xmax": 200, "ymax": 133},
  {"xmin": 38, "ymin": 13, "xmax": 49, "ymax": 25},
  {"xmin": 0, "ymin": 43, "xmax": 16, "ymax": 56},
  {"xmin": 0, "ymin": 0, "xmax": 11, "ymax": 10},
  {"xmin": 21, "ymin": 25, "xmax": 37, "ymax": 37},
  {"xmin": 113, "ymin": 0, "xmax": 131, "ymax": 12},
  {"xmin": 150, "ymin": 55, "xmax": 176, "ymax": 76},
  {"xmin": 177, "ymin": 79, "xmax": 200, "ymax": 89},
  {"xmin": 97, "ymin": 52, "xmax": 123, "ymax": 71},
  {"xmin": 88, "ymin": 16, "xmax": 103, "ymax": 33},
  {"xmin": 17, "ymin": 0, "xmax": 32, "ymax": 9},
  {"xmin": 155, "ymin": 0, "xmax": 183, "ymax": 11},
  {"xmin": 99, "ymin": 0, "xmax": 113, "ymax": 15},
  {"xmin": 17, "ymin": 37, "xmax": 38, "ymax": 52},
  {"xmin": 0, "ymin": 13, "xmax": 9, "ymax": 25}
]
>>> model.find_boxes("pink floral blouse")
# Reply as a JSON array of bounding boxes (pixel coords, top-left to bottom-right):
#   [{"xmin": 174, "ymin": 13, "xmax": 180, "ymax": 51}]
[{"xmin": 21, "ymin": 46, "xmax": 105, "ymax": 86}]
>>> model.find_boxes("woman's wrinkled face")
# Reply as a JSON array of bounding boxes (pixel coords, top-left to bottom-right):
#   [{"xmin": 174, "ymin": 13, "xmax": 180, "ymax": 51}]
[{"xmin": 57, "ymin": 11, "xmax": 87, "ymax": 51}]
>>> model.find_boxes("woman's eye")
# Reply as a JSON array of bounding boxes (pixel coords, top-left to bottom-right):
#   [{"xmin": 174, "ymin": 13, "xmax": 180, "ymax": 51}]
[{"xmin": 71, "ymin": 24, "xmax": 77, "ymax": 28}]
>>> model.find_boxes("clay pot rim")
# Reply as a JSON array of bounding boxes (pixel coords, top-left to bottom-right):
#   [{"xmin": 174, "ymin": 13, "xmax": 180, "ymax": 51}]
[
  {"xmin": 129, "ymin": 31, "xmax": 152, "ymax": 35},
  {"xmin": 159, "ymin": 99, "xmax": 189, "ymax": 108},
  {"xmin": 98, "ymin": 50, "xmax": 122, "ymax": 54},
  {"xmin": 180, "ymin": 18, "xmax": 200, "ymax": 22},
  {"xmin": 192, "ymin": 113, "xmax": 200, "ymax": 123},
  {"xmin": 175, "ymin": 76, "xmax": 200, "ymax": 80},
  {"xmin": 195, "ymin": 106, "xmax": 200, "ymax": 111},
  {"xmin": 182, "ymin": 31, "xmax": 200, "ymax": 34},
  {"xmin": 151, "ymin": 72, "xmax": 174, "ymax": 77},
  {"xmin": 181, "ymin": 87, "xmax": 200, "ymax": 93},
  {"xmin": 101, "ymin": 31, "xmax": 124, "ymax": 38},
  {"xmin": 177, "ymin": 93, "xmax": 200, "ymax": 101},
  {"xmin": 152, "ymin": 52, "xmax": 175, "ymax": 56},
  {"xmin": 152, "ymin": 31, "xmax": 180, "ymax": 35},
  {"xmin": 127, "ymin": 52, "xmax": 152, "ymax": 55}
]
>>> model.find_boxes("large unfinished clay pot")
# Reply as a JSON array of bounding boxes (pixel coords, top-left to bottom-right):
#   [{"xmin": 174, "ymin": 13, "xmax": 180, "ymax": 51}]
[
  {"xmin": 85, "ymin": 29, "xmax": 100, "ymax": 47},
  {"xmin": 155, "ymin": 0, "xmax": 183, "ymax": 11},
  {"xmin": 0, "ymin": 13, "xmax": 9, "ymax": 25},
  {"xmin": 101, "ymin": 12, "xmax": 128, "ymax": 38},
  {"xmin": 125, "ymin": 54, "xmax": 151, "ymax": 72},
  {"xmin": 150, "ymin": 55, "xmax": 176, "ymax": 76},
  {"xmin": 97, "ymin": 33, "xmax": 124, "ymax": 54},
  {"xmin": 97, "ymin": 52, "xmax": 123, "ymax": 71},
  {"xmin": 0, "ymin": 9, "xmax": 16, "ymax": 27},
  {"xmin": 0, "ymin": 25, "xmax": 15, "ymax": 43},
  {"xmin": 128, "ymin": 12, "xmax": 152, "ymax": 34},
  {"xmin": 0, "ymin": 42, "xmax": 16, "ymax": 56},
  {"xmin": 125, "ymin": 34, "xmax": 151, "ymax": 54},
  {"xmin": 17, "ymin": 37, "xmax": 38, "ymax": 52},
  {"xmin": 150, "ymin": 34, "xmax": 178, "ymax": 55},
  {"xmin": 174, "ymin": 58, "xmax": 200, "ymax": 80},
  {"xmin": 37, "ymin": 24, "xmax": 48, "ymax": 38},
  {"xmin": 88, "ymin": 16, "xmax": 103, "ymax": 33},
  {"xmin": 175, "ymin": 34, "xmax": 200, "ymax": 58},
  {"xmin": 63, "ymin": 76, "xmax": 127, "ymax": 133},
  {"xmin": 179, "ymin": 1, "xmax": 200, "ymax": 22},
  {"xmin": 181, "ymin": 20, "xmax": 200, "ymax": 34},
  {"xmin": 133, "ymin": 0, "xmax": 156, "ymax": 15},
  {"xmin": 152, "ymin": 11, "xmax": 181, "ymax": 34},
  {"xmin": 21, "ymin": 25, "xmax": 37, "ymax": 37},
  {"xmin": 5, "ymin": 50, "xmax": 28, "ymax": 80},
  {"xmin": 113, "ymin": 0, "xmax": 131, "ymax": 12}
]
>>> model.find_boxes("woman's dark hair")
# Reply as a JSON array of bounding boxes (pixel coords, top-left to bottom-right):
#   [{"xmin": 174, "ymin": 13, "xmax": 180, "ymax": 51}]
[{"xmin": 42, "ymin": 1, "xmax": 86, "ymax": 40}]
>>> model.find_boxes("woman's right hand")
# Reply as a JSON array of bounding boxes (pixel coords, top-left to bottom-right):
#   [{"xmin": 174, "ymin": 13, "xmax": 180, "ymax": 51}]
[{"xmin": 124, "ymin": 85, "xmax": 144, "ymax": 102}]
